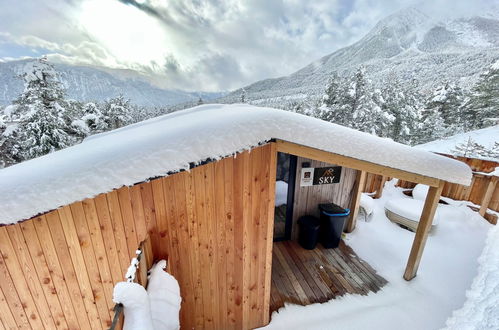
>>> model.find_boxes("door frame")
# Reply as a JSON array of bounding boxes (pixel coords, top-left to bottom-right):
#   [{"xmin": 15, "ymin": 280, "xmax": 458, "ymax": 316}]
[{"xmin": 274, "ymin": 154, "xmax": 297, "ymax": 242}]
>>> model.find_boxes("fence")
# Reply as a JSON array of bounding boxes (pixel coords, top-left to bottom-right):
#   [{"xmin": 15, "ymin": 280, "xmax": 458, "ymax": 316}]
[{"xmin": 363, "ymin": 155, "xmax": 499, "ymax": 213}]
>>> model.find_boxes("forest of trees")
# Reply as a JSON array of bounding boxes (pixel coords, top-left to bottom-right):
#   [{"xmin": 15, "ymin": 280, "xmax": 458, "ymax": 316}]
[
  {"xmin": 0, "ymin": 57, "xmax": 497, "ymax": 168},
  {"xmin": 0, "ymin": 57, "xmax": 172, "ymax": 168},
  {"xmin": 290, "ymin": 62, "xmax": 498, "ymax": 146}
]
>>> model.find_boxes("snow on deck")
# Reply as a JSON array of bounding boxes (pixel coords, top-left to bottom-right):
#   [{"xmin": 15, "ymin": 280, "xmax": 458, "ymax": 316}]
[
  {"xmin": 443, "ymin": 223, "xmax": 499, "ymax": 330},
  {"xmin": 0, "ymin": 104, "xmax": 471, "ymax": 224}
]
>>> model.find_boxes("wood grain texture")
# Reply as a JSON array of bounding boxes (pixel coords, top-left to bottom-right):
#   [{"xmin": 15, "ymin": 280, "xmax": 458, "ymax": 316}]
[
  {"xmin": 0, "ymin": 143, "xmax": 276, "ymax": 330},
  {"xmin": 270, "ymin": 240, "xmax": 387, "ymax": 313},
  {"xmin": 291, "ymin": 157, "xmax": 358, "ymax": 240},
  {"xmin": 404, "ymin": 181, "xmax": 445, "ymax": 281}
]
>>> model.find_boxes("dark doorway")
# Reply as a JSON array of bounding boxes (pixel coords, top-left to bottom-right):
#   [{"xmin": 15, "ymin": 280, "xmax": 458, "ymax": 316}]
[{"xmin": 274, "ymin": 152, "xmax": 297, "ymax": 241}]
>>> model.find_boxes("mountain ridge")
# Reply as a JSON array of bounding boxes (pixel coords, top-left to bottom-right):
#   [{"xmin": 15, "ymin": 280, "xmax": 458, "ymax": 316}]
[
  {"xmin": 0, "ymin": 59, "xmax": 225, "ymax": 107},
  {"xmin": 218, "ymin": 4, "xmax": 499, "ymax": 106}
]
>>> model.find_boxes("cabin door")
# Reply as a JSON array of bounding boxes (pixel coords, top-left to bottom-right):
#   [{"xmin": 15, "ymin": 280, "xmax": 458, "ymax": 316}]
[{"xmin": 273, "ymin": 152, "xmax": 297, "ymax": 241}]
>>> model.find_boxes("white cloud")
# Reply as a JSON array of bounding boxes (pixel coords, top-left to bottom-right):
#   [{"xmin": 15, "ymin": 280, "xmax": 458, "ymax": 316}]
[{"xmin": 1, "ymin": 0, "xmax": 493, "ymax": 91}]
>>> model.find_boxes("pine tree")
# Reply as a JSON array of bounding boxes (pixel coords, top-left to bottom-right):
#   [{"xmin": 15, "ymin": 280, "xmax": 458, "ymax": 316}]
[
  {"xmin": 461, "ymin": 60, "xmax": 499, "ymax": 130},
  {"xmin": 102, "ymin": 94, "xmax": 133, "ymax": 130},
  {"xmin": 424, "ymin": 82, "xmax": 465, "ymax": 129},
  {"xmin": 240, "ymin": 88, "xmax": 247, "ymax": 103},
  {"xmin": 80, "ymin": 102, "xmax": 107, "ymax": 133},
  {"xmin": 381, "ymin": 76, "xmax": 421, "ymax": 144},
  {"xmin": 8, "ymin": 57, "xmax": 74, "ymax": 161}
]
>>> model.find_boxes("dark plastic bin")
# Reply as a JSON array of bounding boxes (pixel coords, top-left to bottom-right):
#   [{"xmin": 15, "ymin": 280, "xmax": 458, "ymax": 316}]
[
  {"xmin": 318, "ymin": 203, "xmax": 350, "ymax": 248},
  {"xmin": 297, "ymin": 216, "xmax": 320, "ymax": 250}
]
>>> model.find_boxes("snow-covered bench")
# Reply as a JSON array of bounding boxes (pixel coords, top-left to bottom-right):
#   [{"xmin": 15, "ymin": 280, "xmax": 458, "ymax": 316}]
[{"xmin": 385, "ymin": 197, "xmax": 441, "ymax": 232}]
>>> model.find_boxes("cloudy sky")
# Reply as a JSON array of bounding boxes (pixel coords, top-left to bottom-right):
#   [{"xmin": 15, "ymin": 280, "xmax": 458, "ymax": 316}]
[{"xmin": 0, "ymin": 0, "xmax": 480, "ymax": 92}]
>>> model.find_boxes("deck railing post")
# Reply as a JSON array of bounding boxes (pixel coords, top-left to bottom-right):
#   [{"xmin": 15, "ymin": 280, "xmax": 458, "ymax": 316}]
[{"xmin": 403, "ymin": 181, "xmax": 444, "ymax": 281}]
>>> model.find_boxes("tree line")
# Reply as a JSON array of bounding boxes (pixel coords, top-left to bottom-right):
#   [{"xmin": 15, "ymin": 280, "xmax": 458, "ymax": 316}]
[
  {"xmin": 0, "ymin": 57, "xmax": 171, "ymax": 167},
  {"xmin": 289, "ymin": 62, "xmax": 498, "ymax": 146}
]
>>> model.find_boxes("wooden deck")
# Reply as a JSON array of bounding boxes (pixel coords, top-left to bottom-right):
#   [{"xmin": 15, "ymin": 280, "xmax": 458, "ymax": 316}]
[{"xmin": 270, "ymin": 240, "xmax": 387, "ymax": 313}]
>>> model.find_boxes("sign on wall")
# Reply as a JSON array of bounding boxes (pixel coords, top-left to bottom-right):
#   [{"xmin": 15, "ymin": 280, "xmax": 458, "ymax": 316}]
[{"xmin": 300, "ymin": 166, "xmax": 342, "ymax": 187}]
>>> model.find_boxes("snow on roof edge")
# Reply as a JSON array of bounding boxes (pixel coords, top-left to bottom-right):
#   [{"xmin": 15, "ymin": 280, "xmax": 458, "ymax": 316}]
[{"xmin": 0, "ymin": 104, "xmax": 472, "ymax": 225}]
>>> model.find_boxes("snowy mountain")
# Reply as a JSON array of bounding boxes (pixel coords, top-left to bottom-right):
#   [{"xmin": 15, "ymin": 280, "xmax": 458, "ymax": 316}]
[
  {"xmin": 416, "ymin": 125, "xmax": 499, "ymax": 160},
  {"xmin": 0, "ymin": 60, "xmax": 224, "ymax": 107},
  {"xmin": 219, "ymin": 4, "xmax": 499, "ymax": 105}
]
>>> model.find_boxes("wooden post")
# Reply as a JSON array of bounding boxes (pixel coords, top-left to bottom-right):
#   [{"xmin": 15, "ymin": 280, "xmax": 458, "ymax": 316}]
[
  {"xmin": 345, "ymin": 170, "xmax": 367, "ymax": 233},
  {"xmin": 479, "ymin": 176, "xmax": 497, "ymax": 217},
  {"xmin": 403, "ymin": 181, "xmax": 445, "ymax": 281},
  {"xmin": 374, "ymin": 176, "xmax": 387, "ymax": 199}
]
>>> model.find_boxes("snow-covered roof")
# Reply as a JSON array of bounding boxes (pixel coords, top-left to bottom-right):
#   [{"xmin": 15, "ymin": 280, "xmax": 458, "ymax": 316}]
[
  {"xmin": 416, "ymin": 126, "xmax": 499, "ymax": 161},
  {"xmin": 0, "ymin": 104, "xmax": 471, "ymax": 225}
]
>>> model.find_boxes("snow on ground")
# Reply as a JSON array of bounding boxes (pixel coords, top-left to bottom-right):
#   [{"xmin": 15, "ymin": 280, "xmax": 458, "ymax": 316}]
[
  {"xmin": 0, "ymin": 104, "xmax": 471, "ymax": 225},
  {"xmin": 262, "ymin": 180, "xmax": 492, "ymax": 330},
  {"xmin": 443, "ymin": 224, "xmax": 499, "ymax": 329},
  {"xmin": 416, "ymin": 126, "xmax": 499, "ymax": 160}
]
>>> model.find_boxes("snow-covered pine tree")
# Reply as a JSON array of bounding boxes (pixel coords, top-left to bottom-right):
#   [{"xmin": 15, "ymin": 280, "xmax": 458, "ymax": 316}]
[
  {"xmin": 461, "ymin": 60, "xmax": 499, "ymax": 130},
  {"xmin": 79, "ymin": 102, "xmax": 107, "ymax": 133},
  {"xmin": 102, "ymin": 94, "xmax": 133, "ymax": 130},
  {"xmin": 8, "ymin": 57, "xmax": 74, "ymax": 161},
  {"xmin": 347, "ymin": 67, "xmax": 391, "ymax": 136},
  {"xmin": 450, "ymin": 137, "xmax": 488, "ymax": 158},
  {"xmin": 318, "ymin": 72, "xmax": 348, "ymax": 123},
  {"xmin": 418, "ymin": 107, "xmax": 447, "ymax": 144},
  {"xmin": 380, "ymin": 76, "xmax": 421, "ymax": 144},
  {"xmin": 424, "ymin": 82, "xmax": 465, "ymax": 129},
  {"xmin": 241, "ymin": 88, "xmax": 247, "ymax": 103},
  {"xmin": 488, "ymin": 142, "xmax": 499, "ymax": 160}
]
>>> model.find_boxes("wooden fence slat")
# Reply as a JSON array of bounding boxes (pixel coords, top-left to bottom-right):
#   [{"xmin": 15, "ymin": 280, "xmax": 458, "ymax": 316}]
[
  {"xmin": 19, "ymin": 220, "xmax": 68, "ymax": 329},
  {"xmin": 94, "ymin": 194, "xmax": 125, "ymax": 284},
  {"xmin": 0, "ymin": 286, "xmax": 17, "ymax": 330},
  {"xmin": 58, "ymin": 206, "xmax": 104, "ymax": 330},
  {"xmin": 106, "ymin": 191, "xmax": 132, "ymax": 274},
  {"xmin": 117, "ymin": 187, "xmax": 139, "ymax": 258},
  {"xmin": 32, "ymin": 215, "xmax": 81, "ymax": 330},
  {"xmin": 5, "ymin": 225, "xmax": 56, "ymax": 329},
  {"xmin": 0, "ymin": 251, "xmax": 31, "ymax": 329},
  {"xmin": 45, "ymin": 211, "xmax": 94, "ymax": 329},
  {"xmin": 81, "ymin": 199, "xmax": 117, "ymax": 319}
]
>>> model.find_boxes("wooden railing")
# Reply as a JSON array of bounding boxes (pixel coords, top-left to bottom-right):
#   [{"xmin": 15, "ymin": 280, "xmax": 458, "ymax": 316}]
[
  {"xmin": 109, "ymin": 236, "xmax": 154, "ymax": 330},
  {"xmin": 362, "ymin": 155, "xmax": 499, "ymax": 221}
]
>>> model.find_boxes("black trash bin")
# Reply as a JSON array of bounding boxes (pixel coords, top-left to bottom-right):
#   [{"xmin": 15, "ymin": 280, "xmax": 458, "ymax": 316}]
[
  {"xmin": 297, "ymin": 216, "xmax": 320, "ymax": 250},
  {"xmin": 318, "ymin": 203, "xmax": 350, "ymax": 248}
]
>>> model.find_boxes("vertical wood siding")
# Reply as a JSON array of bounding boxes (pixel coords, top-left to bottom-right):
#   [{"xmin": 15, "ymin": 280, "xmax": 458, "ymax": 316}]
[
  {"xmin": 291, "ymin": 157, "xmax": 358, "ymax": 240},
  {"xmin": 0, "ymin": 143, "xmax": 276, "ymax": 330}
]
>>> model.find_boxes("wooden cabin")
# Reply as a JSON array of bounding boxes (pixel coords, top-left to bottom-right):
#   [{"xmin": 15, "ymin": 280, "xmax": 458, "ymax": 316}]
[{"xmin": 0, "ymin": 105, "xmax": 472, "ymax": 329}]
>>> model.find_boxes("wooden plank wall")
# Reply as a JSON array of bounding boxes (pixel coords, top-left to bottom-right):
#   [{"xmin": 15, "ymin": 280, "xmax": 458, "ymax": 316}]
[
  {"xmin": 0, "ymin": 143, "xmax": 277, "ymax": 330},
  {"xmin": 291, "ymin": 157, "xmax": 358, "ymax": 240}
]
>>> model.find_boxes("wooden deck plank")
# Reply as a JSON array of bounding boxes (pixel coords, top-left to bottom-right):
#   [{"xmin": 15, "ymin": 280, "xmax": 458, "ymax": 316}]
[{"xmin": 270, "ymin": 240, "xmax": 387, "ymax": 314}]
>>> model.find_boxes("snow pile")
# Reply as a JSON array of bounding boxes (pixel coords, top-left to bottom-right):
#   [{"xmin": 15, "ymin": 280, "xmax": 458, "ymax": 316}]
[
  {"xmin": 412, "ymin": 184, "xmax": 429, "ymax": 200},
  {"xmin": 443, "ymin": 224, "xmax": 499, "ymax": 330},
  {"xmin": 360, "ymin": 193, "xmax": 375, "ymax": 216},
  {"xmin": 147, "ymin": 260, "xmax": 181, "ymax": 330},
  {"xmin": 262, "ymin": 180, "xmax": 492, "ymax": 330},
  {"xmin": 0, "ymin": 104, "xmax": 471, "ymax": 224},
  {"xmin": 113, "ymin": 260, "xmax": 181, "ymax": 330},
  {"xmin": 385, "ymin": 198, "xmax": 441, "ymax": 225},
  {"xmin": 275, "ymin": 181, "xmax": 288, "ymax": 207},
  {"xmin": 113, "ymin": 282, "xmax": 154, "ymax": 330}
]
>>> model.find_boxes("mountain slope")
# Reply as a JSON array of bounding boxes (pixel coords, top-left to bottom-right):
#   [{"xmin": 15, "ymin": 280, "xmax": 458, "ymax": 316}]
[
  {"xmin": 0, "ymin": 60, "xmax": 224, "ymax": 107},
  {"xmin": 219, "ymin": 5, "xmax": 499, "ymax": 105}
]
